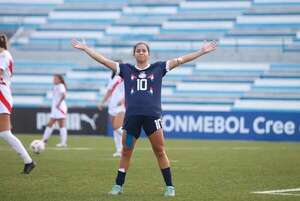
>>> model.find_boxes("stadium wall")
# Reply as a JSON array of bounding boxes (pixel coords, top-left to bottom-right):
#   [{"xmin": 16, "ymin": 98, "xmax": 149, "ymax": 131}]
[
  {"xmin": 12, "ymin": 107, "xmax": 107, "ymax": 135},
  {"xmin": 13, "ymin": 107, "xmax": 300, "ymax": 141},
  {"xmin": 107, "ymin": 110, "xmax": 300, "ymax": 141}
]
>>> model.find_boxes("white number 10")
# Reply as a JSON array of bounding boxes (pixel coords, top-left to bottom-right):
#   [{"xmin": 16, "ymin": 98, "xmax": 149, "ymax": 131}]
[{"xmin": 137, "ymin": 78, "xmax": 147, "ymax": 91}]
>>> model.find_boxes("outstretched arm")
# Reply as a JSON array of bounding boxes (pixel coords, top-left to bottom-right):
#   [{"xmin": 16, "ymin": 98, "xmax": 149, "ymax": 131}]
[
  {"xmin": 167, "ymin": 41, "xmax": 217, "ymax": 71},
  {"xmin": 71, "ymin": 39, "xmax": 118, "ymax": 72}
]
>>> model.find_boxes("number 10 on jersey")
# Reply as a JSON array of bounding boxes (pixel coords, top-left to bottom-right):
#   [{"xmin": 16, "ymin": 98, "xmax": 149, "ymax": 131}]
[{"xmin": 137, "ymin": 78, "xmax": 147, "ymax": 91}]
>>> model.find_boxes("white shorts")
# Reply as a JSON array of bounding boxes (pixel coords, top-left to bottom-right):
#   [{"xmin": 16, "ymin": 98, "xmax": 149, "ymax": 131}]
[
  {"xmin": 0, "ymin": 84, "xmax": 13, "ymax": 115},
  {"xmin": 108, "ymin": 106, "xmax": 125, "ymax": 117},
  {"xmin": 50, "ymin": 106, "xmax": 67, "ymax": 119}
]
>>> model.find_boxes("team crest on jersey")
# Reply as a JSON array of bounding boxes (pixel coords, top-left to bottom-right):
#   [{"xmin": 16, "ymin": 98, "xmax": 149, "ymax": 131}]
[{"xmin": 138, "ymin": 72, "xmax": 147, "ymax": 79}]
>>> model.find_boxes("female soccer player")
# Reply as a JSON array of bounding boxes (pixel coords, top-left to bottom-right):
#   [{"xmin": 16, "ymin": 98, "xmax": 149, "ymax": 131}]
[
  {"xmin": 42, "ymin": 74, "xmax": 68, "ymax": 147},
  {"xmin": 98, "ymin": 70, "xmax": 125, "ymax": 157},
  {"xmin": 0, "ymin": 34, "xmax": 36, "ymax": 174},
  {"xmin": 72, "ymin": 39, "xmax": 217, "ymax": 196}
]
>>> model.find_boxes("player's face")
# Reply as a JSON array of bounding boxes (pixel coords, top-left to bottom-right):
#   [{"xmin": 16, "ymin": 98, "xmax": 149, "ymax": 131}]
[
  {"xmin": 134, "ymin": 44, "xmax": 149, "ymax": 63},
  {"xmin": 53, "ymin": 76, "xmax": 59, "ymax": 84}
]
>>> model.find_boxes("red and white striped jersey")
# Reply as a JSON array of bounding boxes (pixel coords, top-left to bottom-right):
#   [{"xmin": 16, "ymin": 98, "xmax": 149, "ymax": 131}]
[
  {"xmin": 106, "ymin": 75, "xmax": 124, "ymax": 109},
  {"xmin": 0, "ymin": 50, "xmax": 14, "ymax": 86}
]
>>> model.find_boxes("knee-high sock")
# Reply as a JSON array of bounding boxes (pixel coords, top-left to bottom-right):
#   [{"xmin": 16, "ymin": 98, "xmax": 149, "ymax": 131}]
[
  {"xmin": 113, "ymin": 127, "xmax": 123, "ymax": 153},
  {"xmin": 161, "ymin": 167, "xmax": 173, "ymax": 186},
  {"xmin": 0, "ymin": 130, "xmax": 33, "ymax": 164},
  {"xmin": 59, "ymin": 127, "xmax": 67, "ymax": 145},
  {"xmin": 116, "ymin": 168, "xmax": 126, "ymax": 186},
  {"xmin": 42, "ymin": 126, "xmax": 53, "ymax": 142}
]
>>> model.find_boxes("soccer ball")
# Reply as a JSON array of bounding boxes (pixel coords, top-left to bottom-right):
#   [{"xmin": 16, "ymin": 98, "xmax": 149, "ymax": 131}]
[{"xmin": 30, "ymin": 140, "xmax": 45, "ymax": 154}]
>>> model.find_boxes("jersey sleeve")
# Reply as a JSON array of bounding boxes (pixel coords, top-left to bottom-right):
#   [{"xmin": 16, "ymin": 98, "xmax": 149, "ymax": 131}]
[
  {"xmin": 115, "ymin": 62, "xmax": 123, "ymax": 78},
  {"xmin": 154, "ymin": 61, "xmax": 169, "ymax": 77},
  {"xmin": 116, "ymin": 63, "xmax": 132, "ymax": 79},
  {"xmin": 58, "ymin": 84, "xmax": 66, "ymax": 93}
]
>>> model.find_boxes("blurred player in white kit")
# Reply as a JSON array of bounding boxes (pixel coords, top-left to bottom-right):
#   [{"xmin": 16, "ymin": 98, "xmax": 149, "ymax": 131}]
[
  {"xmin": 99, "ymin": 69, "xmax": 125, "ymax": 157},
  {"xmin": 42, "ymin": 74, "xmax": 68, "ymax": 147}
]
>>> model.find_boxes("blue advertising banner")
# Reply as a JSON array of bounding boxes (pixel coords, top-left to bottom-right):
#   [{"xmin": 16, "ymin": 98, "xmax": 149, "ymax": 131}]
[
  {"xmin": 107, "ymin": 111, "xmax": 300, "ymax": 141},
  {"xmin": 161, "ymin": 111, "xmax": 300, "ymax": 141}
]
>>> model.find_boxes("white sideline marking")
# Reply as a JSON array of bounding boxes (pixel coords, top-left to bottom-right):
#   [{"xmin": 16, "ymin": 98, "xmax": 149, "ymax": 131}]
[{"xmin": 252, "ymin": 188, "xmax": 300, "ymax": 196}]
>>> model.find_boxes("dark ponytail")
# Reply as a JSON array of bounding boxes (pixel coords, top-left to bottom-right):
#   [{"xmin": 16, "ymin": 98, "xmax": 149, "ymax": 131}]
[{"xmin": 0, "ymin": 34, "xmax": 8, "ymax": 50}]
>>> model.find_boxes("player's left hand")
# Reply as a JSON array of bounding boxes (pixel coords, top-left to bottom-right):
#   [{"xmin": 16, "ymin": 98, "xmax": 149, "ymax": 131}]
[
  {"xmin": 71, "ymin": 38, "xmax": 87, "ymax": 50},
  {"xmin": 201, "ymin": 40, "xmax": 218, "ymax": 53}
]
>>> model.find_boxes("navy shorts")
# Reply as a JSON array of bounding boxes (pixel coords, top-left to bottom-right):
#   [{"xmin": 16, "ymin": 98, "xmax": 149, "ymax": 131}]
[{"xmin": 122, "ymin": 115, "xmax": 163, "ymax": 139}]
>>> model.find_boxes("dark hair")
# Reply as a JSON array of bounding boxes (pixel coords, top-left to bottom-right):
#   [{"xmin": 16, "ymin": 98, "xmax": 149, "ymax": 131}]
[
  {"xmin": 0, "ymin": 34, "xmax": 8, "ymax": 50},
  {"xmin": 54, "ymin": 74, "xmax": 67, "ymax": 90},
  {"xmin": 111, "ymin": 59, "xmax": 123, "ymax": 79},
  {"xmin": 133, "ymin": 42, "xmax": 150, "ymax": 55}
]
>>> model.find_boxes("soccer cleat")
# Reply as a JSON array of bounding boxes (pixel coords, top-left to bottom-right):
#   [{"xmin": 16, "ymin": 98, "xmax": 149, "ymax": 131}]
[
  {"xmin": 164, "ymin": 186, "xmax": 175, "ymax": 197},
  {"xmin": 56, "ymin": 143, "xmax": 67, "ymax": 148},
  {"xmin": 23, "ymin": 161, "xmax": 36, "ymax": 174},
  {"xmin": 108, "ymin": 185, "xmax": 123, "ymax": 195},
  {"xmin": 112, "ymin": 152, "xmax": 121, "ymax": 157}
]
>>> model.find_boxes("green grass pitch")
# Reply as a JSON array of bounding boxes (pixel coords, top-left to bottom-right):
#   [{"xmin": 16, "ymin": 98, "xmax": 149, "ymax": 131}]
[{"xmin": 1, "ymin": 134, "xmax": 300, "ymax": 201}]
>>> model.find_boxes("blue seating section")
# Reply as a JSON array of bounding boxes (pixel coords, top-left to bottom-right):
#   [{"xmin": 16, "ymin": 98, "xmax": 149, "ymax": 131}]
[{"xmin": 10, "ymin": 61, "xmax": 300, "ymax": 111}]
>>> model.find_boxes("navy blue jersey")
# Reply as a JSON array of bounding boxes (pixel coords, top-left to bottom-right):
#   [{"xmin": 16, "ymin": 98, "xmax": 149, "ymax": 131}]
[{"xmin": 117, "ymin": 61, "xmax": 168, "ymax": 117}]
